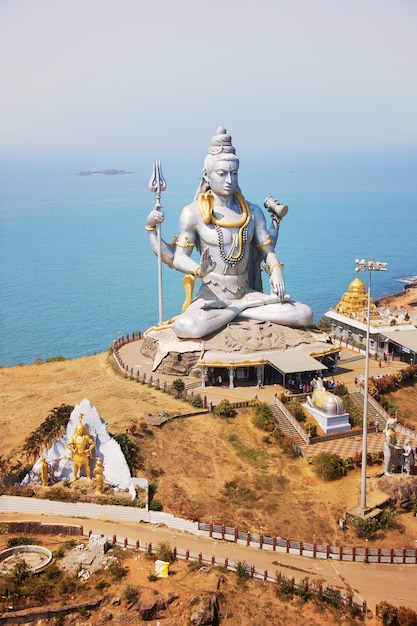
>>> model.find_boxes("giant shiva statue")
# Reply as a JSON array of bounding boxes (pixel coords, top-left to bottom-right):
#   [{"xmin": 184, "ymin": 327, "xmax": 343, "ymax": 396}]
[{"xmin": 145, "ymin": 127, "xmax": 312, "ymax": 341}]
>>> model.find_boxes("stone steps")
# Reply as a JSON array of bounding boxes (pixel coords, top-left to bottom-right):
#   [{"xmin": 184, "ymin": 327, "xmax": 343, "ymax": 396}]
[{"xmin": 270, "ymin": 404, "xmax": 306, "ymax": 447}]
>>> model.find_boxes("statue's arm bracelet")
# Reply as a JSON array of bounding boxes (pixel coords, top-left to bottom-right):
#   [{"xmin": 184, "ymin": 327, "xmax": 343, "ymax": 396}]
[
  {"xmin": 175, "ymin": 237, "xmax": 196, "ymax": 248},
  {"xmin": 194, "ymin": 265, "xmax": 201, "ymax": 278},
  {"xmin": 255, "ymin": 235, "xmax": 273, "ymax": 247},
  {"xmin": 145, "ymin": 224, "xmax": 156, "ymax": 231},
  {"xmin": 269, "ymin": 263, "xmax": 284, "ymax": 274}
]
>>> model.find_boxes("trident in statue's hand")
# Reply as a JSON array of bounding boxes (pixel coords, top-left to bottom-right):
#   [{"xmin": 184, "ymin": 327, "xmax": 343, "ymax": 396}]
[
  {"xmin": 149, "ymin": 160, "xmax": 167, "ymax": 210},
  {"xmin": 148, "ymin": 160, "xmax": 167, "ymax": 326}
]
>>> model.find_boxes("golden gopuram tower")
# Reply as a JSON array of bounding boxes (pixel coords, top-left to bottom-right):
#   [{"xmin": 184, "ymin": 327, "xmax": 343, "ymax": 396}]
[{"xmin": 331, "ymin": 276, "xmax": 379, "ymax": 321}]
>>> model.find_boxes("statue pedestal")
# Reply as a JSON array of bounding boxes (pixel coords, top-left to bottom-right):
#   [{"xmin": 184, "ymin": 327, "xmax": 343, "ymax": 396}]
[{"xmin": 303, "ymin": 404, "xmax": 351, "ymax": 435}]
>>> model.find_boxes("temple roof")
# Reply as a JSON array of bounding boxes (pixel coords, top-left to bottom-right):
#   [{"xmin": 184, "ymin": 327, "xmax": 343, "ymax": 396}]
[{"xmin": 331, "ymin": 275, "xmax": 377, "ymax": 318}]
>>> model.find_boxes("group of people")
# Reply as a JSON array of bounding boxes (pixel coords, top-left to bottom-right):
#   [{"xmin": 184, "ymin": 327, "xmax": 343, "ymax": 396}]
[
  {"xmin": 286, "ymin": 376, "xmax": 336, "ymax": 394},
  {"xmin": 383, "ymin": 418, "xmax": 415, "ymax": 476}
]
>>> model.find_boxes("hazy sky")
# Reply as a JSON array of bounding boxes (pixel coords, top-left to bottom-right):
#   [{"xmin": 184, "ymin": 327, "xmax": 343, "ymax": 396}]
[{"xmin": 1, "ymin": 0, "xmax": 416, "ymax": 154}]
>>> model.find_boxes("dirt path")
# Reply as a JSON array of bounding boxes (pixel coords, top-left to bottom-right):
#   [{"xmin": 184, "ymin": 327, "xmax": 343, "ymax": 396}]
[{"xmin": 2, "ymin": 511, "xmax": 417, "ymax": 619}]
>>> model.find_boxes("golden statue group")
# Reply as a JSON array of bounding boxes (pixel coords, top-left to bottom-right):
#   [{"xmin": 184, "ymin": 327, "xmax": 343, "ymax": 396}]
[
  {"xmin": 38, "ymin": 413, "xmax": 105, "ymax": 494},
  {"xmin": 24, "ymin": 400, "xmax": 136, "ymax": 496},
  {"xmin": 67, "ymin": 414, "xmax": 96, "ymax": 483}
]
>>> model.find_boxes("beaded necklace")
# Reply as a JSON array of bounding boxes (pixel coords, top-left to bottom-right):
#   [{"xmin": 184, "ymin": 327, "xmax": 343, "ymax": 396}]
[{"xmin": 199, "ymin": 191, "xmax": 251, "ymax": 267}]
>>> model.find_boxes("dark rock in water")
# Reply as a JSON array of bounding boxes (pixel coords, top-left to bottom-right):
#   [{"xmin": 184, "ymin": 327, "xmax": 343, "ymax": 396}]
[{"xmin": 78, "ymin": 169, "xmax": 132, "ymax": 176}]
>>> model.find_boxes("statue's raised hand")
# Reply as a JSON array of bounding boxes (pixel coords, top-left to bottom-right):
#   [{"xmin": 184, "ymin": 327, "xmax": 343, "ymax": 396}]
[
  {"xmin": 198, "ymin": 248, "xmax": 216, "ymax": 278},
  {"xmin": 146, "ymin": 207, "xmax": 164, "ymax": 230}
]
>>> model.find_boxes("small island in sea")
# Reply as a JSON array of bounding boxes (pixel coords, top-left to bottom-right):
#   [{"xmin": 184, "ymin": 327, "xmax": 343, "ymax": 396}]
[{"xmin": 78, "ymin": 169, "xmax": 132, "ymax": 176}]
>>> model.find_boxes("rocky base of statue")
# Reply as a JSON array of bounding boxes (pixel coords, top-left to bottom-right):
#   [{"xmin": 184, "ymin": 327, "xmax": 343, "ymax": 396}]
[
  {"xmin": 377, "ymin": 475, "xmax": 417, "ymax": 509},
  {"xmin": 142, "ymin": 319, "xmax": 331, "ymax": 375}
]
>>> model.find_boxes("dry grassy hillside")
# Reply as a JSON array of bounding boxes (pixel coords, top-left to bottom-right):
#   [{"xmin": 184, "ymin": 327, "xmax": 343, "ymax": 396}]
[{"xmin": 1, "ymin": 350, "xmax": 417, "ymax": 549}]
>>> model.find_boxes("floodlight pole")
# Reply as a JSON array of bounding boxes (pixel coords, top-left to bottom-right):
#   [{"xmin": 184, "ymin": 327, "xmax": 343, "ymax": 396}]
[{"xmin": 355, "ymin": 258, "xmax": 387, "ymax": 513}]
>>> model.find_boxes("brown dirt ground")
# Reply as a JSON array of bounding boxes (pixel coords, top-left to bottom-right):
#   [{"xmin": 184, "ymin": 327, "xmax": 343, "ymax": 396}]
[
  {"xmin": 1, "ymin": 350, "xmax": 416, "ymax": 549},
  {"xmin": 0, "ymin": 532, "xmax": 368, "ymax": 626}
]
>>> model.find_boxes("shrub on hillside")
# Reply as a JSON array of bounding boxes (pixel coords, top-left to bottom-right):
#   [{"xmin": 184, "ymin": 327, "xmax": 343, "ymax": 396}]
[
  {"xmin": 22, "ymin": 404, "xmax": 74, "ymax": 461},
  {"xmin": 155, "ymin": 540, "xmax": 173, "ymax": 562},
  {"xmin": 284, "ymin": 399, "xmax": 306, "ymax": 422},
  {"xmin": 271, "ymin": 429, "xmax": 301, "ymax": 458},
  {"xmin": 376, "ymin": 600, "xmax": 397, "ymax": 625},
  {"xmin": 252, "ymin": 402, "xmax": 275, "ymax": 431},
  {"xmin": 397, "ymin": 606, "xmax": 417, "ymax": 626},
  {"xmin": 214, "ymin": 399, "xmax": 236, "ymax": 418},
  {"xmin": 304, "ymin": 422, "xmax": 317, "ymax": 438},
  {"xmin": 172, "ymin": 378, "xmax": 185, "ymax": 398},
  {"xmin": 111, "ymin": 433, "xmax": 143, "ymax": 473},
  {"xmin": 189, "ymin": 393, "xmax": 204, "ymax": 408},
  {"xmin": 312, "ymin": 452, "xmax": 345, "ymax": 481}
]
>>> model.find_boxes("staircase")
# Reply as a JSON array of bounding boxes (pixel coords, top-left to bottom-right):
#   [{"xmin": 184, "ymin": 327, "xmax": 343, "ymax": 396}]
[
  {"xmin": 270, "ymin": 403, "xmax": 307, "ymax": 448},
  {"xmin": 349, "ymin": 391, "xmax": 387, "ymax": 429}
]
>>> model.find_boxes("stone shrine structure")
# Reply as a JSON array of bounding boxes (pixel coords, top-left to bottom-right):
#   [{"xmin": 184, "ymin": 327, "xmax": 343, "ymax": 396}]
[{"xmin": 23, "ymin": 399, "xmax": 146, "ymax": 499}]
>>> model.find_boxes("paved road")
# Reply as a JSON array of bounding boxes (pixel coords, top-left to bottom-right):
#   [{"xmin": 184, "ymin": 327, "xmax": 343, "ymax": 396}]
[{"xmin": 2, "ymin": 512, "xmax": 417, "ymax": 615}]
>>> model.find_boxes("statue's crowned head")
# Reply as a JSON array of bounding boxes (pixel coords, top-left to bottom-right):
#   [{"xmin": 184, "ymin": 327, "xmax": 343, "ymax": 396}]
[{"xmin": 196, "ymin": 127, "xmax": 241, "ymax": 197}]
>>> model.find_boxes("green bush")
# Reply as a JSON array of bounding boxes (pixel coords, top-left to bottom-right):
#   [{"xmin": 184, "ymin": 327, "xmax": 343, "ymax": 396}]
[
  {"xmin": 95, "ymin": 579, "xmax": 110, "ymax": 590},
  {"xmin": 304, "ymin": 422, "xmax": 317, "ymax": 438},
  {"xmin": 190, "ymin": 393, "xmax": 204, "ymax": 408},
  {"xmin": 172, "ymin": 378, "xmax": 185, "ymax": 398},
  {"xmin": 252, "ymin": 402, "xmax": 275, "ymax": 431},
  {"xmin": 397, "ymin": 606, "xmax": 417, "ymax": 626},
  {"xmin": 295, "ymin": 577, "xmax": 312, "ymax": 603},
  {"xmin": 275, "ymin": 573, "xmax": 294, "ymax": 601},
  {"xmin": 236, "ymin": 562, "xmax": 250, "ymax": 585},
  {"xmin": 271, "ymin": 429, "xmax": 301, "ymax": 458},
  {"xmin": 350, "ymin": 508, "xmax": 397, "ymax": 540},
  {"xmin": 150, "ymin": 499, "xmax": 163, "ymax": 511},
  {"xmin": 312, "ymin": 452, "xmax": 346, "ymax": 481},
  {"xmin": 22, "ymin": 404, "xmax": 74, "ymax": 461},
  {"xmin": 7, "ymin": 536, "xmax": 35, "ymax": 547},
  {"xmin": 43, "ymin": 563, "xmax": 61, "ymax": 581},
  {"xmin": 155, "ymin": 540, "xmax": 173, "ymax": 562},
  {"xmin": 376, "ymin": 600, "xmax": 398, "ymax": 625},
  {"xmin": 111, "ymin": 432, "xmax": 143, "ymax": 473},
  {"xmin": 123, "ymin": 584, "xmax": 139, "ymax": 605},
  {"xmin": 214, "ymin": 399, "xmax": 236, "ymax": 418},
  {"xmin": 351, "ymin": 516, "xmax": 379, "ymax": 540},
  {"xmin": 107, "ymin": 561, "xmax": 128, "ymax": 581},
  {"xmin": 285, "ymin": 399, "xmax": 306, "ymax": 422}
]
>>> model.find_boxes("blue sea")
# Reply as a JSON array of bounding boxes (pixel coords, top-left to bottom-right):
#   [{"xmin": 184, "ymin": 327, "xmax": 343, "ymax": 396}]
[{"xmin": 1, "ymin": 148, "xmax": 416, "ymax": 367}]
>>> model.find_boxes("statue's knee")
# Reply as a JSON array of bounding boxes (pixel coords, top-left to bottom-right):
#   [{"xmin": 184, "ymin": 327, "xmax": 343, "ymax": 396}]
[
  {"xmin": 299, "ymin": 304, "xmax": 313, "ymax": 326},
  {"xmin": 173, "ymin": 316, "xmax": 201, "ymax": 340}
]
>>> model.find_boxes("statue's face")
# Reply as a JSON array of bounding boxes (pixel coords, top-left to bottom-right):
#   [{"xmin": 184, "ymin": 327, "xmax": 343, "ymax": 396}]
[{"xmin": 205, "ymin": 159, "xmax": 239, "ymax": 197}]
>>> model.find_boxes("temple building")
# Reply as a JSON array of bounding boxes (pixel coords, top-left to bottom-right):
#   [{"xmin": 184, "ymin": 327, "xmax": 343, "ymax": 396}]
[{"xmin": 325, "ymin": 276, "xmax": 417, "ymax": 364}]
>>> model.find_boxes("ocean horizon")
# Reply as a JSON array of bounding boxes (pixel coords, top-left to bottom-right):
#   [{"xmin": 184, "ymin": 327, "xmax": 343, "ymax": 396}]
[{"xmin": 1, "ymin": 147, "xmax": 416, "ymax": 368}]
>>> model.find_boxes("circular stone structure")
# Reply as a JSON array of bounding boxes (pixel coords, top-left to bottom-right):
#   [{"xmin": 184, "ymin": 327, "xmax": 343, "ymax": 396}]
[{"xmin": 0, "ymin": 545, "xmax": 53, "ymax": 575}]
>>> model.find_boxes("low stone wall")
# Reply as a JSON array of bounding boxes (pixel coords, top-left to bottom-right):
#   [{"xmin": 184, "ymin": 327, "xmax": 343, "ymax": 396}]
[
  {"xmin": 4, "ymin": 520, "xmax": 82, "ymax": 536},
  {"xmin": 0, "ymin": 598, "xmax": 101, "ymax": 626}
]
